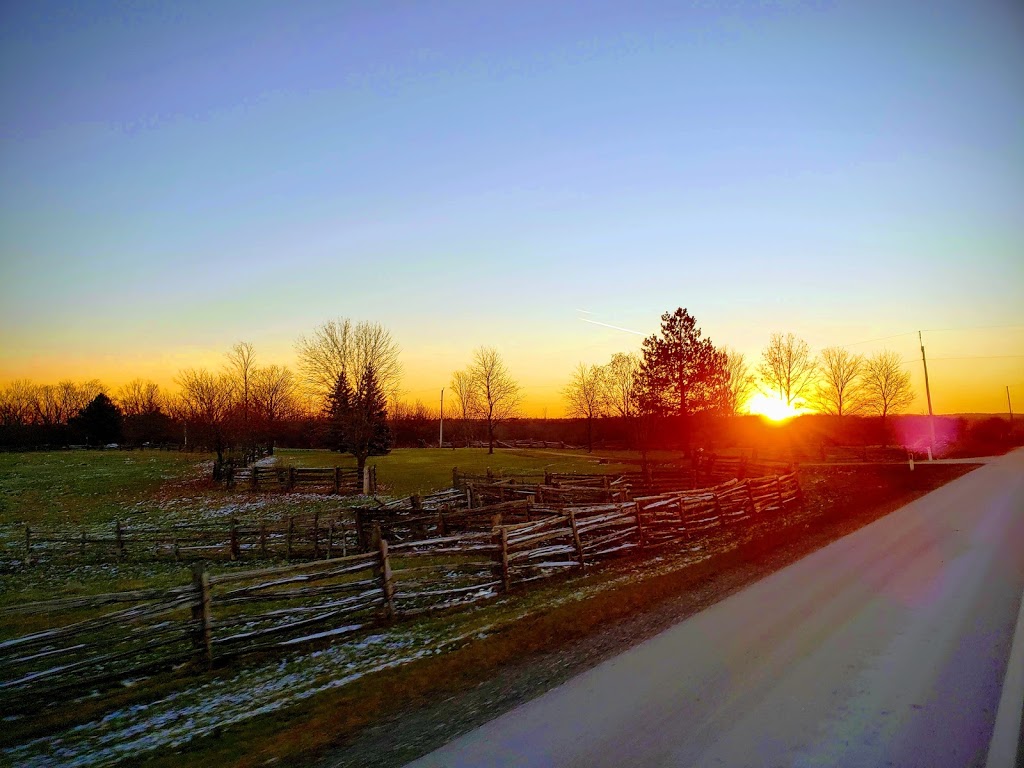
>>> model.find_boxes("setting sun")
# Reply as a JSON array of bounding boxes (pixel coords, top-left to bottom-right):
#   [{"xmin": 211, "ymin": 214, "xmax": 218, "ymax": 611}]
[{"xmin": 746, "ymin": 393, "xmax": 801, "ymax": 422}]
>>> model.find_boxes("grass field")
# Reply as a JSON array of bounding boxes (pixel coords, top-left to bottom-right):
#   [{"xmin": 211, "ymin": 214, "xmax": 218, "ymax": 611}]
[
  {"xmin": 0, "ymin": 449, "xmax": 211, "ymax": 527},
  {"xmin": 275, "ymin": 447, "xmax": 639, "ymax": 496}
]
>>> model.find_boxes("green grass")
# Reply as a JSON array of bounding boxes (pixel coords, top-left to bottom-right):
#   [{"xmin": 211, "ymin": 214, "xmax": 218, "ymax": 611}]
[
  {"xmin": 0, "ymin": 449, "xmax": 213, "ymax": 527},
  {"xmin": 276, "ymin": 447, "xmax": 639, "ymax": 496}
]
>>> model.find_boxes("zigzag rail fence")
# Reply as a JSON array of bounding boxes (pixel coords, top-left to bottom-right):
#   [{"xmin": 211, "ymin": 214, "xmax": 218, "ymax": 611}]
[{"xmin": 1, "ymin": 472, "xmax": 801, "ymax": 706}]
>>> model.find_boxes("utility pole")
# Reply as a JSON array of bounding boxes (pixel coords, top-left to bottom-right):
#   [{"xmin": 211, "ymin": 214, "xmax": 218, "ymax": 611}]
[
  {"xmin": 1008, "ymin": 386, "xmax": 1014, "ymax": 423},
  {"xmin": 439, "ymin": 388, "xmax": 444, "ymax": 448},
  {"xmin": 919, "ymin": 331, "xmax": 936, "ymax": 459}
]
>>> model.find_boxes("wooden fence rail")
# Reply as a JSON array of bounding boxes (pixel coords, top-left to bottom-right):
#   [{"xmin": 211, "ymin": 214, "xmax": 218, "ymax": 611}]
[{"xmin": 1, "ymin": 473, "xmax": 801, "ymax": 703}]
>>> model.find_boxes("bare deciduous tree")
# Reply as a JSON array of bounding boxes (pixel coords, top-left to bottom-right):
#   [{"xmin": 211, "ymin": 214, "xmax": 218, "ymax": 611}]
[
  {"xmin": 116, "ymin": 379, "xmax": 163, "ymax": 417},
  {"xmin": 467, "ymin": 346, "xmax": 521, "ymax": 454},
  {"xmin": 173, "ymin": 368, "xmax": 234, "ymax": 461},
  {"xmin": 562, "ymin": 362, "xmax": 607, "ymax": 452},
  {"xmin": 251, "ymin": 365, "xmax": 299, "ymax": 424},
  {"xmin": 224, "ymin": 342, "xmax": 257, "ymax": 422},
  {"xmin": 758, "ymin": 332, "xmax": 818, "ymax": 407},
  {"xmin": 0, "ymin": 380, "xmax": 39, "ymax": 426},
  {"xmin": 723, "ymin": 348, "xmax": 756, "ymax": 415},
  {"xmin": 603, "ymin": 352, "xmax": 641, "ymax": 419},
  {"xmin": 812, "ymin": 347, "xmax": 865, "ymax": 416},
  {"xmin": 450, "ymin": 368, "xmax": 481, "ymax": 447},
  {"xmin": 862, "ymin": 351, "xmax": 914, "ymax": 421},
  {"xmin": 295, "ymin": 319, "xmax": 402, "ymax": 408}
]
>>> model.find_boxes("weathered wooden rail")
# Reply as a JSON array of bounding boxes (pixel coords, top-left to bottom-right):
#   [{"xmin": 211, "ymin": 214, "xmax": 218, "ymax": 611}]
[
  {"xmin": 223, "ymin": 464, "xmax": 377, "ymax": 495},
  {"xmin": 1, "ymin": 473, "xmax": 802, "ymax": 704}
]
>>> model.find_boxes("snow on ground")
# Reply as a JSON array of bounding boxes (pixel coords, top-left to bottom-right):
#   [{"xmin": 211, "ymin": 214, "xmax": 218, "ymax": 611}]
[{"xmin": 1, "ymin": 550, "xmax": 713, "ymax": 768}]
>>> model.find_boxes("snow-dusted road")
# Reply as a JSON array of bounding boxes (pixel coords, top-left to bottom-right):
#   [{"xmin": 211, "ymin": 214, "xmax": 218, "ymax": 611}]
[{"xmin": 407, "ymin": 449, "xmax": 1024, "ymax": 768}]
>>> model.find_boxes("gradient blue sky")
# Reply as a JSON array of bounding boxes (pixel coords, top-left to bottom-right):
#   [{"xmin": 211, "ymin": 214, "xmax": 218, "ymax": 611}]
[{"xmin": 2, "ymin": 0, "xmax": 1022, "ymax": 414}]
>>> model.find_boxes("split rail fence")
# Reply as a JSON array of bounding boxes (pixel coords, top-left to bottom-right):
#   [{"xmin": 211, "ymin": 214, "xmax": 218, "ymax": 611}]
[
  {"xmin": 222, "ymin": 465, "xmax": 377, "ymax": 494},
  {"xmin": 1, "ymin": 473, "xmax": 801, "ymax": 704}
]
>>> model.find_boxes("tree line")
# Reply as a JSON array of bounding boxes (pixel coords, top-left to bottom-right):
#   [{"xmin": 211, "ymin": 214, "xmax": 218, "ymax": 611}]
[
  {"xmin": 0, "ymin": 309, "xmax": 920, "ymax": 457},
  {"xmin": 559, "ymin": 309, "xmax": 917, "ymax": 451}
]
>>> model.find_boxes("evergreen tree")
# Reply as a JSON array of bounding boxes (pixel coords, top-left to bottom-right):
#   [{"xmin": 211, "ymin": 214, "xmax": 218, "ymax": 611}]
[
  {"xmin": 348, "ymin": 363, "xmax": 392, "ymax": 473},
  {"xmin": 638, "ymin": 308, "xmax": 729, "ymax": 454},
  {"xmin": 74, "ymin": 393, "xmax": 124, "ymax": 446},
  {"xmin": 324, "ymin": 368, "xmax": 354, "ymax": 452}
]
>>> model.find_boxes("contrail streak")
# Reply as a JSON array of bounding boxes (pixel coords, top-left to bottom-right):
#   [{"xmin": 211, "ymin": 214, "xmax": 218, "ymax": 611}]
[{"xmin": 580, "ymin": 318, "xmax": 644, "ymax": 335}]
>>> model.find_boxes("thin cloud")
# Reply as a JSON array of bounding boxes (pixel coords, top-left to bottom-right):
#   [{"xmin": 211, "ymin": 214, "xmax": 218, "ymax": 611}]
[{"xmin": 580, "ymin": 317, "xmax": 644, "ymax": 336}]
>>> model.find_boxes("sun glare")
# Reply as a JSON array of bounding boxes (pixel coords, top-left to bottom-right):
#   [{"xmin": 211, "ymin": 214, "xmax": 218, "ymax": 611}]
[{"xmin": 746, "ymin": 393, "xmax": 800, "ymax": 422}]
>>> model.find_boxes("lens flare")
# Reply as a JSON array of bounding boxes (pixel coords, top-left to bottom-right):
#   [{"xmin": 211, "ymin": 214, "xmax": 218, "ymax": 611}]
[{"xmin": 746, "ymin": 393, "xmax": 800, "ymax": 422}]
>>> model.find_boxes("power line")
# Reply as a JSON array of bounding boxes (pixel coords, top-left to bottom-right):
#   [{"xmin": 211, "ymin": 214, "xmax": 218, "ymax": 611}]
[{"xmin": 921, "ymin": 324, "xmax": 1024, "ymax": 333}]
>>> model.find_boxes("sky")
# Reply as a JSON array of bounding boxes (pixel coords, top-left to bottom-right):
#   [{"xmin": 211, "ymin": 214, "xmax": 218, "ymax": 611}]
[{"xmin": 1, "ymin": 0, "xmax": 1022, "ymax": 416}]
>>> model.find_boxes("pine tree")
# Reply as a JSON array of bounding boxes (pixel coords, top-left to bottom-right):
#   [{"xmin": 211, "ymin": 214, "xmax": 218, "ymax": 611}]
[
  {"xmin": 348, "ymin": 363, "xmax": 392, "ymax": 472},
  {"xmin": 324, "ymin": 369, "xmax": 354, "ymax": 452}
]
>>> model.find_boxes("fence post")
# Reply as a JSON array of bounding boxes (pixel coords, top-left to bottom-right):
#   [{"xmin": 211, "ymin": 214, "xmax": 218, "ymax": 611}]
[
  {"xmin": 286, "ymin": 516, "xmax": 295, "ymax": 560},
  {"xmin": 498, "ymin": 526, "xmax": 510, "ymax": 592},
  {"xmin": 313, "ymin": 512, "xmax": 321, "ymax": 559},
  {"xmin": 467, "ymin": 482, "xmax": 475, "ymax": 509},
  {"xmin": 363, "ymin": 466, "xmax": 370, "ymax": 495},
  {"xmin": 259, "ymin": 523, "xmax": 267, "ymax": 558},
  {"xmin": 191, "ymin": 563, "xmax": 213, "ymax": 669},
  {"xmin": 287, "ymin": 466, "xmax": 296, "ymax": 491},
  {"xmin": 80, "ymin": 530, "xmax": 86, "ymax": 558},
  {"xmin": 633, "ymin": 503, "xmax": 646, "ymax": 551},
  {"xmin": 327, "ymin": 520, "xmax": 334, "ymax": 559},
  {"xmin": 775, "ymin": 475, "xmax": 784, "ymax": 507},
  {"xmin": 525, "ymin": 496, "xmax": 533, "ymax": 522},
  {"xmin": 452, "ymin": 467, "xmax": 459, "ymax": 489},
  {"xmin": 568, "ymin": 510, "xmax": 586, "ymax": 570},
  {"xmin": 115, "ymin": 520, "xmax": 125, "ymax": 559},
  {"xmin": 354, "ymin": 509, "xmax": 367, "ymax": 552},
  {"xmin": 24, "ymin": 525, "xmax": 31, "ymax": 567},
  {"xmin": 437, "ymin": 510, "xmax": 447, "ymax": 535},
  {"xmin": 378, "ymin": 534, "xmax": 396, "ymax": 620},
  {"xmin": 372, "ymin": 466, "xmax": 377, "ymax": 495},
  {"xmin": 250, "ymin": 466, "xmax": 259, "ymax": 491},
  {"xmin": 334, "ymin": 467, "xmax": 341, "ymax": 494},
  {"xmin": 745, "ymin": 481, "xmax": 756, "ymax": 515},
  {"xmin": 229, "ymin": 519, "xmax": 240, "ymax": 561}
]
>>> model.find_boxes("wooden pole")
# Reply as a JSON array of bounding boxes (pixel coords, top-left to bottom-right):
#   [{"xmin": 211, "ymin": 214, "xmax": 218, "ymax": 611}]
[
  {"xmin": 452, "ymin": 467, "xmax": 459, "ymax": 490},
  {"xmin": 568, "ymin": 510, "xmax": 586, "ymax": 570},
  {"xmin": 250, "ymin": 466, "xmax": 259, "ymax": 491},
  {"xmin": 229, "ymin": 519, "xmax": 240, "ymax": 561},
  {"xmin": 191, "ymin": 563, "xmax": 213, "ymax": 669},
  {"xmin": 634, "ymin": 503, "xmax": 646, "ymax": 551},
  {"xmin": 334, "ymin": 466, "xmax": 341, "ymax": 494},
  {"xmin": 378, "ymin": 535, "xmax": 395, "ymax": 620},
  {"xmin": 115, "ymin": 520, "xmax": 125, "ymax": 560},
  {"xmin": 259, "ymin": 523, "xmax": 267, "ymax": 558},
  {"xmin": 286, "ymin": 515, "xmax": 295, "ymax": 560},
  {"xmin": 313, "ymin": 512, "xmax": 321, "ymax": 559},
  {"xmin": 499, "ymin": 526, "xmax": 510, "ymax": 592}
]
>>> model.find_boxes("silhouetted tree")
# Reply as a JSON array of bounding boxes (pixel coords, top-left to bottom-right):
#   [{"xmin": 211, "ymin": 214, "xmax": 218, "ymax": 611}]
[
  {"xmin": 450, "ymin": 368, "xmax": 481, "ymax": 447},
  {"xmin": 324, "ymin": 367, "xmax": 354, "ymax": 451},
  {"xmin": 295, "ymin": 319, "xmax": 402, "ymax": 410},
  {"xmin": 348, "ymin": 364, "xmax": 392, "ymax": 472},
  {"xmin": 467, "ymin": 346, "xmax": 522, "ymax": 454},
  {"xmin": 562, "ymin": 362, "xmax": 607, "ymax": 452},
  {"xmin": 74, "ymin": 393, "xmax": 123, "ymax": 446},
  {"xmin": 862, "ymin": 351, "xmax": 914, "ymax": 422},
  {"xmin": 812, "ymin": 347, "xmax": 864, "ymax": 416},
  {"xmin": 723, "ymin": 348, "xmax": 755, "ymax": 416},
  {"xmin": 758, "ymin": 332, "xmax": 818, "ymax": 407},
  {"xmin": 639, "ymin": 308, "xmax": 729, "ymax": 418}
]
